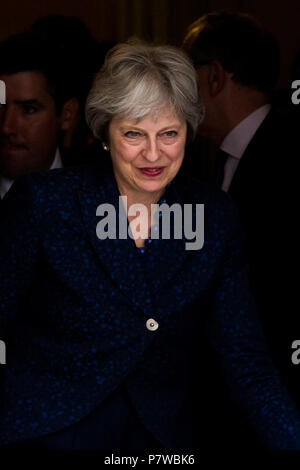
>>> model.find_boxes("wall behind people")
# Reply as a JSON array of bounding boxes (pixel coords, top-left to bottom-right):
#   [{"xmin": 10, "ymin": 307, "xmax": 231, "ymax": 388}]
[{"xmin": 0, "ymin": 0, "xmax": 300, "ymax": 87}]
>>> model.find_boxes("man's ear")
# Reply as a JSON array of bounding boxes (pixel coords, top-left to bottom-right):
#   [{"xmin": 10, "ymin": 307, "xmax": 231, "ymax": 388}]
[
  {"xmin": 207, "ymin": 60, "xmax": 227, "ymax": 97},
  {"xmin": 60, "ymin": 98, "xmax": 79, "ymax": 131}
]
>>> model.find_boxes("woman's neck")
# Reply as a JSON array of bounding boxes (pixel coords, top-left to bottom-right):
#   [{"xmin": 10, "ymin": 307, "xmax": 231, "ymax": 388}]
[
  {"xmin": 118, "ymin": 187, "xmax": 166, "ymax": 248},
  {"xmin": 117, "ymin": 182, "xmax": 165, "ymax": 213}
]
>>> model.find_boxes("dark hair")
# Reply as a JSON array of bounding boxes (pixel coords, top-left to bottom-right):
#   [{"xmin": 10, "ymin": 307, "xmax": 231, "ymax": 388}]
[
  {"xmin": 0, "ymin": 32, "xmax": 82, "ymax": 114},
  {"xmin": 32, "ymin": 16, "xmax": 105, "ymax": 108},
  {"xmin": 31, "ymin": 15, "xmax": 94, "ymax": 45},
  {"xmin": 183, "ymin": 11, "xmax": 280, "ymax": 94}
]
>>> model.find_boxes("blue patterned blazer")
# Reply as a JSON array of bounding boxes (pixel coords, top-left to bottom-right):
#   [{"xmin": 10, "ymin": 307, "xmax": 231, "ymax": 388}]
[{"xmin": 1, "ymin": 163, "xmax": 300, "ymax": 449}]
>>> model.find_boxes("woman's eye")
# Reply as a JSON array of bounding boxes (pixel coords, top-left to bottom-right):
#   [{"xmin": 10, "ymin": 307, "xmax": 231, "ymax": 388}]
[
  {"xmin": 124, "ymin": 131, "xmax": 141, "ymax": 138},
  {"xmin": 163, "ymin": 130, "xmax": 177, "ymax": 137}
]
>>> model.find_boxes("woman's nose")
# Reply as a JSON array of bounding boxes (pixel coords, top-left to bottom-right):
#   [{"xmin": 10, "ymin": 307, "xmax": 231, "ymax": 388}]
[{"xmin": 142, "ymin": 138, "xmax": 160, "ymax": 162}]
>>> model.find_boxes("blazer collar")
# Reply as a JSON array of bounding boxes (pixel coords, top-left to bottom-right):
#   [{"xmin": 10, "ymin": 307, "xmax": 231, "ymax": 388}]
[{"xmin": 77, "ymin": 164, "xmax": 191, "ymax": 317}]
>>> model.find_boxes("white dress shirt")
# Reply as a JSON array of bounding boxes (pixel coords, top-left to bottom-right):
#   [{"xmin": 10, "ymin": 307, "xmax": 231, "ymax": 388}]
[
  {"xmin": 0, "ymin": 148, "xmax": 63, "ymax": 199},
  {"xmin": 219, "ymin": 104, "xmax": 271, "ymax": 192}
]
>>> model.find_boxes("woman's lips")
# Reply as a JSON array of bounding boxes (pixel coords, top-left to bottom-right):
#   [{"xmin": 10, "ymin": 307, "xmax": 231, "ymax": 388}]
[{"xmin": 139, "ymin": 167, "xmax": 164, "ymax": 176}]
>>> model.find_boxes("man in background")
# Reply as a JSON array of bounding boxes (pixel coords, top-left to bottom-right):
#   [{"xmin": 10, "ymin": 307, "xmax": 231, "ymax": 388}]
[
  {"xmin": 0, "ymin": 32, "xmax": 79, "ymax": 200},
  {"xmin": 183, "ymin": 10, "xmax": 299, "ymax": 448}
]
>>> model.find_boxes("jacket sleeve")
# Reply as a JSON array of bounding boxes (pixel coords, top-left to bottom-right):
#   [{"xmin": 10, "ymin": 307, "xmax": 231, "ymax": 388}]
[
  {"xmin": 208, "ymin": 199, "xmax": 300, "ymax": 449},
  {"xmin": 0, "ymin": 176, "xmax": 41, "ymax": 337}
]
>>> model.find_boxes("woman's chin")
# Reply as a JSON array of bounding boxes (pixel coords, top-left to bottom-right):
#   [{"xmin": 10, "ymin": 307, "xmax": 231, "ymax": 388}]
[{"xmin": 137, "ymin": 180, "xmax": 166, "ymax": 194}]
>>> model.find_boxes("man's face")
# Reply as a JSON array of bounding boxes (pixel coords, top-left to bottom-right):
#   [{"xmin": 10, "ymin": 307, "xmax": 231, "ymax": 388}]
[{"xmin": 0, "ymin": 71, "xmax": 62, "ymax": 179}]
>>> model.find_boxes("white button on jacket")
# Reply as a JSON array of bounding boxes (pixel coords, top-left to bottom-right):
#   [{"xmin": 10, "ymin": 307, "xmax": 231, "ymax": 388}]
[{"xmin": 146, "ymin": 318, "xmax": 159, "ymax": 331}]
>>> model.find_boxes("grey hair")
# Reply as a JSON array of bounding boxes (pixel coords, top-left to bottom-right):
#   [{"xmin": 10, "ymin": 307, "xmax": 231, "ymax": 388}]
[{"xmin": 85, "ymin": 39, "xmax": 204, "ymax": 143}]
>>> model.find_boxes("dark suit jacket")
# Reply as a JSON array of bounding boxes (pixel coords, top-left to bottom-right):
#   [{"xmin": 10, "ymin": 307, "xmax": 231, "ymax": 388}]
[
  {"xmin": 226, "ymin": 108, "xmax": 299, "ymax": 397},
  {"xmin": 1, "ymin": 163, "xmax": 300, "ymax": 449}
]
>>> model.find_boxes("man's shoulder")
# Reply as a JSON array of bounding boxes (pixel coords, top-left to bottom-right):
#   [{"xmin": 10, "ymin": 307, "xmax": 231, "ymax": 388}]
[
  {"xmin": 249, "ymin": 107, "xmax": 298, "ymax": 151},
  {"xmin": 236, "ymin": 107, "xmax": 298, "ymax": 185}
]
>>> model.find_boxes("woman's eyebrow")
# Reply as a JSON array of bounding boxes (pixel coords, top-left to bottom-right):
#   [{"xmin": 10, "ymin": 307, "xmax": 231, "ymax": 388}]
[
  {"xmin": 120, "ymin": 125, "xmax": 143, "ymax": 131},
  {"xmin": 158, "ymin": 124, "xmax": 182, "ymax": 132},
  {"xmin": 120, "ymin": 123, "xmax": 182, "ymax": 132}
]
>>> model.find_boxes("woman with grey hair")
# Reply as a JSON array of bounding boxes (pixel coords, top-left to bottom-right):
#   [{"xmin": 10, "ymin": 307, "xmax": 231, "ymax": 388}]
[{"xmin": 1, "ymin": 40, "xmax": 300, "ymax": 451}]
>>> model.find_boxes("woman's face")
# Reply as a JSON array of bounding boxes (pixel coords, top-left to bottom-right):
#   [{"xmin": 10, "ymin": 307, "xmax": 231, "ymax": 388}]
[{"xmin": 108, "ymin": 107, "xmax": 187, "ymax": 201}]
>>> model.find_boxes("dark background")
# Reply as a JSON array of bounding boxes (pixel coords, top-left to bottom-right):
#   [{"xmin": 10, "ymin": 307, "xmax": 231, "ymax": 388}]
[{"xmin": 0, "ymin": 0, "xmax": 299, "ymax": 88}]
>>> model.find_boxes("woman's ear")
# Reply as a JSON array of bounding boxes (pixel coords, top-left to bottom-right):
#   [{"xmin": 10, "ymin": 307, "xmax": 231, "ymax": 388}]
[{"xmin": 60, "ymin": 98, "xmax": 79, "ymax": 131}]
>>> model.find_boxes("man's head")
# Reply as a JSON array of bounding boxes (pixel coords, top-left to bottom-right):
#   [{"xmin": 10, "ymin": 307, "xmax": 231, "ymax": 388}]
[
  {"xmin": 183, "ymin": 11, "xmax": 280, "ymax": 141},
  {"xmin": 0, "ymin": 32, "xmax": 78, "ymax": 179}
]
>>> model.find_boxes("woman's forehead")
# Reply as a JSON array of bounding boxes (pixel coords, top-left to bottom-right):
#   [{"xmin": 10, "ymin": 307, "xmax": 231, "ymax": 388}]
[{"xmin": 112, "ymin": 106, "xmax": 184, "ymax": 127}]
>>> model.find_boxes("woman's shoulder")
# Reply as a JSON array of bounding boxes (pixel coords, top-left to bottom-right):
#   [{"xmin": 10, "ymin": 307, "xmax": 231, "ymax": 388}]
[
  {"xmin": 173, "ymin": 172, "xmax": 236, "ymax": 209},
  {"xmin": 23, "ymin": 163, "xmax": 107, "ymax": 187},
  {"xmin": 0, "ymin": 165, "xmax": 115, "ymax": 230},
  {"xmin": 4, "ymin": 163, "xmax": 112, "ymax": 202},
  {"xmin": 170, "ymin": 173, "xmax": 241, "ymax": 236}
]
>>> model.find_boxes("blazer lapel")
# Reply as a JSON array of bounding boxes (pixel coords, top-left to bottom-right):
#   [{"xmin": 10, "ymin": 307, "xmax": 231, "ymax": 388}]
[
  {"xmin": 140, "ymin": 177, "xmax": 191, "ymax": 295},
  {"xmin": 77, "ymin": 165, "xmax": 155, "ymax": 317}
]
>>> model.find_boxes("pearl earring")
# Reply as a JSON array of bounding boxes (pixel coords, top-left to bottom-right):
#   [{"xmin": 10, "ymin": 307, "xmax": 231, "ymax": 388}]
[{"xmin": 102, "ymin": 143, "xmax": 109, "ymax": 151}]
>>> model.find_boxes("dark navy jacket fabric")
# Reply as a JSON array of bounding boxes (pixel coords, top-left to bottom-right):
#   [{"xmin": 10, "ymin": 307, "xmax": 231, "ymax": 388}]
[{"xmin": 1, "ymin": 163, "xmax": 300, "ymax": 449}]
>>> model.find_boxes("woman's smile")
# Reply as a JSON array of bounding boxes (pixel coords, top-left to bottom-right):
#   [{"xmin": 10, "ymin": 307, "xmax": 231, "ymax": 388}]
[{"xmin": 138, "ymin": 166, "xmax": 165, "ymax": 176}]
